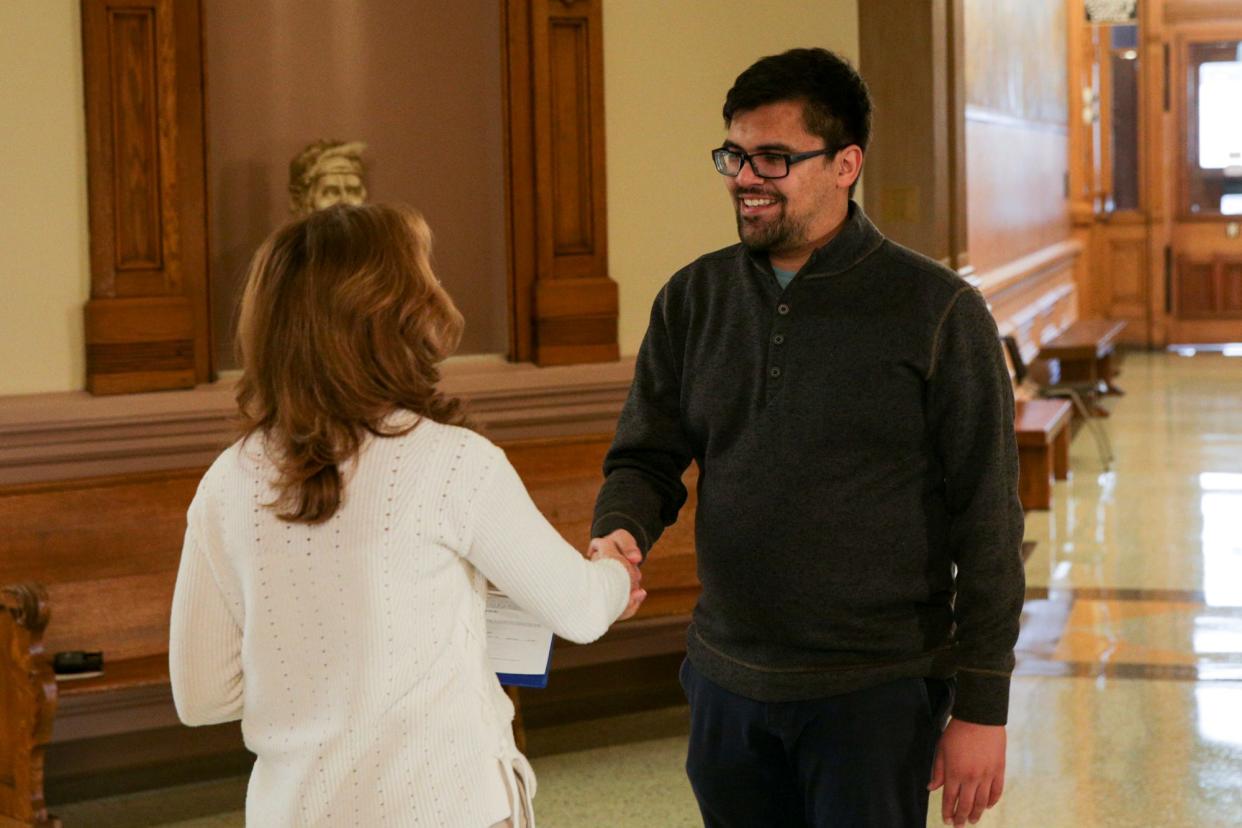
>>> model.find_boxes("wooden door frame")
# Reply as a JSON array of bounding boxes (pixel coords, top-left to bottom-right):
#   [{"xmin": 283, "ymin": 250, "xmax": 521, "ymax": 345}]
[{"xmin": 78, "ymin": 0, "xmax": 620, "ymax": 395}]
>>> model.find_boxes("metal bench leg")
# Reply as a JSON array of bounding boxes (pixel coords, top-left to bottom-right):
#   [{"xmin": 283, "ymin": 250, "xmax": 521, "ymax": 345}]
[{"xmin": 1066, "ymin": 389, "xmax": 1113, "ymax": 469}]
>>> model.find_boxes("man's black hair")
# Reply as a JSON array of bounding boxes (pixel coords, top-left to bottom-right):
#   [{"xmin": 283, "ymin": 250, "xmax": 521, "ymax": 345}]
[{"xmin": 723, "ymin": 48, "xmax": 872, "ymax": 194}]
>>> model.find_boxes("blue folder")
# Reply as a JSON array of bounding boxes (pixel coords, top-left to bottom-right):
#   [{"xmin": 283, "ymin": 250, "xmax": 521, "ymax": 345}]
[{"xmin": 497, "ymin": 639, "xmax": 553, "ymax": 688}]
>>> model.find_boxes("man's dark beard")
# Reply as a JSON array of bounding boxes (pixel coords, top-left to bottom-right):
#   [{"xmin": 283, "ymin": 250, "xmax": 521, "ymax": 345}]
[
  {"xmin": 736, "ymin": 213, "xmax": 787, "ymax": 252},
  {"xmin": 734, "ymin": 201, "xmax": 808, "ymax": 254}
]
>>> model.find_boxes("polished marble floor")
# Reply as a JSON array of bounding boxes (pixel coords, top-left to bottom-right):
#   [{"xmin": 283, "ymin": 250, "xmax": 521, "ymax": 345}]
[{"xmin": 56, "ymin": 351, "xmax": 1242, "ymax": 827}]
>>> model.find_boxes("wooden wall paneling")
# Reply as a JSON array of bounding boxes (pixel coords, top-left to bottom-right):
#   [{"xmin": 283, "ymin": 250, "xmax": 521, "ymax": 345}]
[
  {"xmin": 81, "ymin": 0, "xmax": 210, "ymax": 395},
  {"xmin": 1164, "ymin": 0, "xmax": 1242, "ymax": 25},
  {"xmin": 1173, "ymin": 256, "xmax": 1216, "ymax": 316},
  {"xmin": 964, "ymin": 0, "xmax": 1074, "ymax": 315},
  {"xmin": 965, "ymin": 0, "xmax": 1069, "ymax": 123},
  {"xmin": 500, "ymin": 434, "xmax": 700, "ymax": 623},
  {"xmin": 1172, "ymin": 222, "xmax": 1242, "ymax": 267},
  {"xmin": 44, "ymin": 573, "xmax": 177, "ymax": 661},
  {"xmin": 1173, "ymin": 254, "xmax": 1242, "ymax": 319},
  {"xmin": 0, "ymin": 470, "xmax": 201, "ymax": 586},
  {"xmin": 0, "ymin": 434, "xmax": 698, "ymax": 801},
  {"xmin": 0, "ymin": 359, "xmax": 637, "ymax": 487},
  {"xmin": 1225, "ymin": 257, "xmax": 1242, "ymax": 314},
  {"xmin": 503, "ymin": 0, "xmax": 619, "ymax": 367},
  {"xmin": 965, "ymin": 115, "xmax": 1072, "ymax": 274},
  {"xmin": 1095, "ymin": 216, "xmax": 1152, "ymax": 342},
  {"xmin": 0, "ymin": 469, "xmax": 202, "ymax": 665}
]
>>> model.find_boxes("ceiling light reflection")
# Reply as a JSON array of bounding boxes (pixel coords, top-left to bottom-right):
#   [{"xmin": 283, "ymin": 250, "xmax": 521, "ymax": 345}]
[
  {"xmin": 1192, "ymin": 616, "xmax": 1242, "ymax": 654},
  {"xmin": 1200, "ymin": 492, "xmax": 1242, "ymax": 607},
  {"xmin": 1195, "ymin": 685, "xmax": 1242, "ymax": 746},
  {"xmin": 1200, "ymin": 472, "xmax": 1242, "ymax": 491}
]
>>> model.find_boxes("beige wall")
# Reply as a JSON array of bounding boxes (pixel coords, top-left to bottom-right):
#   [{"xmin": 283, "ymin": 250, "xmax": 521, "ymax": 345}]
[
  {"xmin": 605, "ymin": 0, "xmax": 859, "ymax": 355},
  {"xmin": 0, "ymin": 1, "xmax": 90, "ymax": 395},
  {"xmin": 0, "ymin": 0, "xmax": 858, "ymax": 393}
]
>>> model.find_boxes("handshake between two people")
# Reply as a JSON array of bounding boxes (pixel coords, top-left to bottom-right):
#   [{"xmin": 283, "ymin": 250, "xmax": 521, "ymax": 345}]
[{"xmin": 588, "ymin": 528, "xmax": 647, "ymax": 621}]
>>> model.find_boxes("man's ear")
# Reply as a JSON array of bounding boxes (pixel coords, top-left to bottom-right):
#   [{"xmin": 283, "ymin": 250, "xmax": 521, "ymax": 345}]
[{"xmin": 834, "ymin": 146, "xmax": 864, "ymax": 191}]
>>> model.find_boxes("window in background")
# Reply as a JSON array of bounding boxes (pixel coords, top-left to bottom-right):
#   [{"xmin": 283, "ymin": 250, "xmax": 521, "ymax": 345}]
[
  {"xmin": 1185, "ymin": 40, "xmax": 1242, "ymax": 216},
  {"xmin": 1109, "ymin": 24, "xmax": 1141, "ymax": 211}
]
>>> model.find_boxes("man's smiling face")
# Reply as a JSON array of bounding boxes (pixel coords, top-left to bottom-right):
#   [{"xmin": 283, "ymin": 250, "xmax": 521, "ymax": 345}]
[{"xmin": 723, "ymin": 99, "xmax": 838, "ymax": 259}]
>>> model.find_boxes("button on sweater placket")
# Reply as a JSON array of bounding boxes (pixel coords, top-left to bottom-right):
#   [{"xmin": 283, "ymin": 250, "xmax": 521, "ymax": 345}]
[{"xmin": 767, "ymin": 301, "xmax": 791, "ymax": 397}]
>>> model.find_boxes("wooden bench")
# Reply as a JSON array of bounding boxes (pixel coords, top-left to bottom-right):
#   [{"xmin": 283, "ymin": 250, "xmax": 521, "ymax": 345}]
[
  {"xmin": 0, "ymin": 435, "xmax": 700, "ymax": 822},
  {"xmin": 1037, "ymin": 319, "xmax": 1128, "ymax": 403},
  {"xmin": 1001, "ymin": 335, "xmax": 1074, "ymax": 511},
  {"xmin": 1014, "ymin": 398, "xmax": 1073, "ymax": 511},
  {"xmin": 1, "ymin": 584, "xmax": 58, "ymax": 828}
]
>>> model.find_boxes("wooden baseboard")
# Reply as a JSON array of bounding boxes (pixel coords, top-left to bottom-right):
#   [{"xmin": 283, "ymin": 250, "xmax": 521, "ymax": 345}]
[
  {"xmin": 517, "ymin": 651, "xmax": 687, "ymax": 729},
  {"xmin": 44, "ymin": 722, "xmax": 249, "ymax": 805}
]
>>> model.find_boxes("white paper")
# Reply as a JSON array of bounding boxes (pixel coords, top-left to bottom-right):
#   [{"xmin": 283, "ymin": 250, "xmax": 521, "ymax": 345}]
[{"xmin": 486, "ymin": 589, "xmax": 553, "ymax": 676}]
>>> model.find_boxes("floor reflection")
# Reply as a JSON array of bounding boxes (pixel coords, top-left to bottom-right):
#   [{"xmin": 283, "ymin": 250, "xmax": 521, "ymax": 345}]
[{"xmin": 1008, "ymin": 352, "xmax": 1242, "ymax": 827}]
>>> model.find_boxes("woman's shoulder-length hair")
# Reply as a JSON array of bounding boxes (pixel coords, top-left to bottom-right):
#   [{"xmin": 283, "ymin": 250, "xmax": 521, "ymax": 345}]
[{"xmin": 234, "ymin": 203, "xmax": 470, "ymax": 524}]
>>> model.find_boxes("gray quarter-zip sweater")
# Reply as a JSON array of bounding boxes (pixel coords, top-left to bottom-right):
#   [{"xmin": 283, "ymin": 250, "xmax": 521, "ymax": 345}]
[{"xmin": 592, "ymin": 203, "xmax": 1025, "ymax": 726}]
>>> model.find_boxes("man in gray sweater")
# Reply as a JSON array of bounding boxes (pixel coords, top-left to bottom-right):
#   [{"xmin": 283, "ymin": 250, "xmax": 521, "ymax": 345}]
[{"xmin": 590, "ymin": 48, "xmax": 1024, "ymax": 827}]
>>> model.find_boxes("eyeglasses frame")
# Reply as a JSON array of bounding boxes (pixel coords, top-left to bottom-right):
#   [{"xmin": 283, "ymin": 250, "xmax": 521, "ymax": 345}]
[{"xmin": 710, "ymin": 146, "xmax": 838, "ymax": 180}]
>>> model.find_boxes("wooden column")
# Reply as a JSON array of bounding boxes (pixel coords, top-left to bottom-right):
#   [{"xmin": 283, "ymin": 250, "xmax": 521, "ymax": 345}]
[
  {"xmin": 1142, "ymin": 0, "xmax": 1172, "ymax": 346},
  {"xmin": 859, "ymin": 0, "xmax": 972, "ymax": 273},
  {"xmin": 946, "ymin": 0, "xmax": 972, "ymax": 275},
  {"xmin": 503, "ymin": 0, "xmax": 619, "ymax": 366},
  {"xmin": 81, "ymin": 0, "xmax": 210, "ymax": 394}
]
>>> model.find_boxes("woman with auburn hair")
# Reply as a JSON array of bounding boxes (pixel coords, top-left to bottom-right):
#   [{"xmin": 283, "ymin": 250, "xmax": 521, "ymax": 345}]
[{"xmin": 169, "ymin": 204, "xmax": 644, "ymax": 827}]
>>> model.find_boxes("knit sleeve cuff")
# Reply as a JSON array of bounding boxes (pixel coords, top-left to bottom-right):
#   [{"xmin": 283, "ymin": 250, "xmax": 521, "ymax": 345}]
[
  {"xmin": 951, "ymin": 668, "xmax": 1012, "ymax": 726},
  {"xmin": 590, "ymin": 512, "xmax": 651, "ymax": 557}
]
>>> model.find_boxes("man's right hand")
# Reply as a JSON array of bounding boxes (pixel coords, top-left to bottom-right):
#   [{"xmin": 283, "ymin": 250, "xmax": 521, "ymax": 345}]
[
  {"xmin": 589, "ymin": 529, "xmax": 645, "ymax": 619},
  {"xmin": 589, "ymin": 528, "xmax": 642, "ymax": 565}
]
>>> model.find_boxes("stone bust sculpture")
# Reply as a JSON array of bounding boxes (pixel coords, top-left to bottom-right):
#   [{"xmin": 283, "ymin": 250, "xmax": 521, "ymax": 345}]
[
  {"xmin": 288, "ymin": 140, "xmax": 369, "ymax": 216},
  {"xmin": 1084, "ymin": 0, "xmax": 1137, "ymax": 23}
]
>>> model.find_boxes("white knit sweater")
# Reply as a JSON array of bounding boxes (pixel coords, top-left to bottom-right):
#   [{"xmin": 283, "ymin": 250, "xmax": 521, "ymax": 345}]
[{"xmin": 169, "ymin": 415, "xmax": 629, "ymax": 827}]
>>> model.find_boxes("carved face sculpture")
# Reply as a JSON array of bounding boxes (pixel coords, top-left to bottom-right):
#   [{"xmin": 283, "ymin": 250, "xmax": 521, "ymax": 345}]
[
  {"xmin": 309, "ymin": 156, "xmax": 368, "ymax": 211},
  {"xmin": 289, "ymin": 140, "xmax": 369, "ymax": 217}
]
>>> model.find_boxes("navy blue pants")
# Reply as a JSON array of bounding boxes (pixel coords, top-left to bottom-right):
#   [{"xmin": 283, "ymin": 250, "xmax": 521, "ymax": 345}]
[{"xmin": 680, "ymin": 658, "xmax": 953, "ymax": 828}]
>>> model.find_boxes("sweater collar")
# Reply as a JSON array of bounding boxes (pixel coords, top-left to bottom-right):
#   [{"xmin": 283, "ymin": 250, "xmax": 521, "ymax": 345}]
[{"xmin": 745, "ymin": 200, "xmax": 885, "ymax": 280}]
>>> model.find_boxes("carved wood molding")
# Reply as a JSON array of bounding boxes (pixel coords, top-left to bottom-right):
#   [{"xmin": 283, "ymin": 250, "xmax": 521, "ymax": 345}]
[
  {"xmin": 81, "ymin": 0, "xmax": 210, "ymax": 395},
  {"xmin": 0, "ymin": 358, "xmax": 636, "ymax": 486},
  {"xmin": 503, "ymin": 0, "xmax": 618, "ymax": 365},
  {"xmin": 972, "ymin": 238, "xmax": 1085, "ymax": 300},
  {"xmin": 0, "ymin": 583, "xmax": 57, "ymax": 825}
]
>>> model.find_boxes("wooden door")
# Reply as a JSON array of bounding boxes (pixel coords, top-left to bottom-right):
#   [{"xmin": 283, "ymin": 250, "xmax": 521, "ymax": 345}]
[{"xmin": 1167, "ymin": 23, "xmax": 1242, "ymax": 343}]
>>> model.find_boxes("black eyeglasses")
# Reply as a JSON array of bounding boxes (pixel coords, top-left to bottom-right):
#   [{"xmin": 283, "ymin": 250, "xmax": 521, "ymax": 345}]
[{"xmin": 711, "ymin": 146, "xmax": 835, "ymax": 179}]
